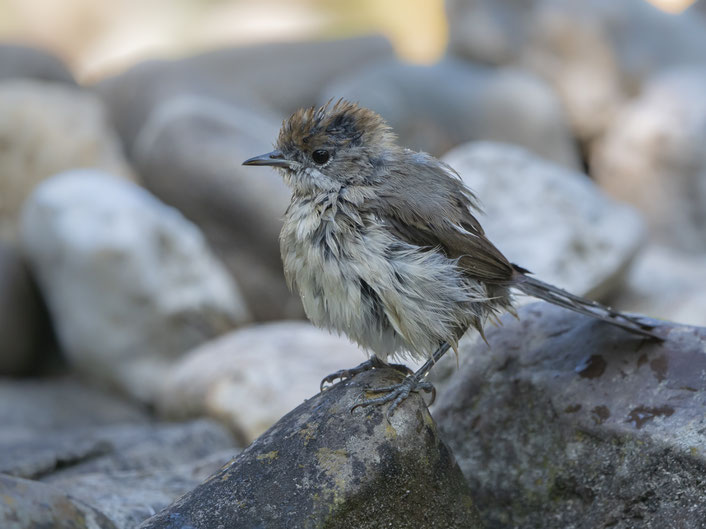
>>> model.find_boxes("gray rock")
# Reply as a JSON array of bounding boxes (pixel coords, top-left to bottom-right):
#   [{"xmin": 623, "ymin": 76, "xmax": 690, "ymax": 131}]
[
  {"xmin": 34, "ymin": 420, "xmax": 237, "ymax": 528},
  {"xmin": 0, "ymin": 80, "xmax": 135, "ymax": 241},
  {"xmin": 442, "ymin": 142, "xmax": 645, "ymax": 299},
  {"xmin": 0, "ymin": 377, "xmax": 237, "ymax": 528},
  {"xmin": 447, "ymin": 0, "xmax": 706, "ymax": 140},
  {"xmin": 435, "ymin": 302, "xmax": 706, "ymax": 528},
  {"xmin": 44, "ymin": 451, "xmax": 234, "ymax": 529},
  {"xmin": 157, "ymin": 321, "xmax": 375, "ymax": 444},
  {"xmin": 0, "ymin": 473, "xmax": 117, "ymax": 529},
  {"xmin": 321, "ymin": 58, "xmax": 579, "ymax": 167},
  {"xmin": 611, "ymin": 244, "xmax": 706, "ymax": 328},
  {"xmin": 36, "ymin": 419, "xmax": 236, "ymax": 481},
  {"xmin": 134, "ymin": 96, "xmax": 301, "ymax": 321},
  {"xmin": 591, "ymin": 68, "xmax": 706, "ymax": 252},
  {"xmin": 0, "ymin": 44, "xmax": 75, "ymax": 84},
  {"xmin": 93, "ymin": 35, "xmax": 394, "ymax": 154},
  {"xmin": 0, "ymin": 242, "xmax": 54, "ymax": 375},
  {"xmin": 1, "ymin": 417, "xmax": 237, "ymax": 529},
  {"xmin": 0, "ymin": 376, "xmax": 149, "ymax": 441},
  {"xmin": 20, "ymin": 170, "xmax": 250, "ymax": 402},
  {"xmin": 140, "ymin": 369, "xmax": 481, "ymax": 529},
  {"xmin": 0, "ymin": 375, "xmax": 150, "ymax": 479}
]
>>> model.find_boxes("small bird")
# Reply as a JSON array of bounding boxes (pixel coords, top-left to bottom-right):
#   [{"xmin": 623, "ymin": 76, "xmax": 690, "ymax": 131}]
[{"xmin": 243, "ymin": 100, "xmax": 660, "ymax": 416}]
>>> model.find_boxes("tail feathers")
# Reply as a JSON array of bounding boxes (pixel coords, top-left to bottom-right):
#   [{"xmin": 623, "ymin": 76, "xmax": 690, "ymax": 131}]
[{"xmin": 512, "ymin": 272, "xmax": 662, "ymax": 341}]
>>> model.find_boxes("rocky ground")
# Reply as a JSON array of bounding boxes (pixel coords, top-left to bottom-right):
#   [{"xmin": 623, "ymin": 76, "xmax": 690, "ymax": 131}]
[{"xmin": 2, "ymin": 1, "xmax": 706, "ymax": 527}]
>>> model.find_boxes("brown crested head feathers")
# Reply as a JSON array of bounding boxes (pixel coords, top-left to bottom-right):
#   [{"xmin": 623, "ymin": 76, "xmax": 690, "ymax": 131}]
[{"xmin": 276, "ymin": 99, "xmax": 396, "ymax": 158}]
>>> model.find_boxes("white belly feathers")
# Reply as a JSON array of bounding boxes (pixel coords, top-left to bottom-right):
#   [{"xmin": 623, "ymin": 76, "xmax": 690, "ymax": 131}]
[{"xmin": 280, "ymin": 195, "xmax": 493, "ymax": 362}]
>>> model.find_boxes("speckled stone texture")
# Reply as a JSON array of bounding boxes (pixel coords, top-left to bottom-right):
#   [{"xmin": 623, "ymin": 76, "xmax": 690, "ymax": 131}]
[
  {"xmin": 0, "ymin": 474, "xmax": 117, "ymax": 529},
  {"xmin": 139, "ymin": 369, "xmax": 481, "ymax": 529},
  {"xmin": 435, "ymin": 302, "xmax": 706, "ymax": 529}
]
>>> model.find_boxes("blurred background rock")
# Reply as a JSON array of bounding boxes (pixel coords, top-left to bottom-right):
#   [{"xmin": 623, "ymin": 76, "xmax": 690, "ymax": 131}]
[{"xmin": 1, "ymin": 0, "xmax": 706, "ymax": 527}]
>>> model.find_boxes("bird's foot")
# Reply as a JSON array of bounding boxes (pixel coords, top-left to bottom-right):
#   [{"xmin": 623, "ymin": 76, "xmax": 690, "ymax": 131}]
[
  {"xmin": 320, "ymin": 357, "xmax": 413, "ymax": 391},
  {"xmin": 351, "ymin": 376, "xmax": 436, "ymax": 418}
]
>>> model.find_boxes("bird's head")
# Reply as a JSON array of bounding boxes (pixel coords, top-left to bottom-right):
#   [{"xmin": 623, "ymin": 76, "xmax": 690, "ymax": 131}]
[{"xmin": 243, "ymin": 100, "xmax": 397, "ymax": 194}]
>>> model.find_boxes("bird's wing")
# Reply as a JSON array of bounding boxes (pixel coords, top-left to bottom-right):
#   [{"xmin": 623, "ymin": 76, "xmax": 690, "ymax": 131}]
[{"xmin": 372, "ymin": 152, "xmax": 514, "ymax": 284}]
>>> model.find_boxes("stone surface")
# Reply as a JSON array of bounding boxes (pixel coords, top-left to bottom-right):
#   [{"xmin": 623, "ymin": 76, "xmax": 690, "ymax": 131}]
[
  {"xmin": 38, "ymin": 421, "xmax": 238, "ymax": 529},
  {"xmin": 0, "ymin": 43, "xmax": 75, "ymax": 84},
  {"xmin": 435, "ymin": 302, "xmax": 706, "ymax": 528},
  {"xmin": 0, "ymin": 374, "xmax": 237, "ymax": 528},
  {"xmin": 94, "ymin": 35, "xmax": 394, "ymax": 154},
  {"xmin": 611, "ymin": 244, "xmax": 706, "ymax": 328},
  {"xmin": 442, "ymin": 142, "xmax": 645, "ymax": 299},
  {"xmin": 45, "ymin": 450, "xmax": 235, "ymax": 529},
  {"xmin": 141, "ymin": 368, "xmax": 481, "ymax": 529},
  {"xmin": 0, "ymin": 80, "xmax": 134, "ymax": 241},
  {"xmin": 157, "ymin": 321, "xmax": 373, "ymax": 443},
  {"xmin": 0, "ymin": 416, "xmax": 236, "ymax": 529},
  {"xmin": 3, "ymin": 417, "xmax": 233, "ymax": 482},
  {"xmin": 591, "ymin": 68, "xmax": 706, "ymax": 252},
  {"xmin": 0, "ymin": 376, "xmax": 149, "ymax": 441},
  {"xmin": 0, "ymin": 241, "xmax": 54, "ymax": 375},
  {"xmin": 446, "ymin": 0, "xmax": 706, "ymax": 141},
  {"xmin": 20, "ymin": 170, "xmax": 250, "ymax": 402},
  {"xmin": 321, "ymin": 58, "xmax": 579, "ymax": 167},
  {"xmin": 33, "ymin": 419, "xmax": 236, "ymax": 481},
  {"xmin": 134, "ymin": 96, "xmax": 301, "ymax": 321},
  {"xmin": 0, "ymin": 473, "xmax": 117, "ymax": 529},
  {"xmin": 0, "ymin": 376, "xmax": 149, "ymax": 479}
]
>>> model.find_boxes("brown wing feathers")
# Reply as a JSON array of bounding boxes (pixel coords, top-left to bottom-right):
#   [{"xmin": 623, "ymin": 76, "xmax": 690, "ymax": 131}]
[
  {"xmin": 369, "ymin": 150, "xmax": 660, "ymax": 340},
  {"xmin": 372, "ymin": 152, "xmax": 514, "ymax": 284}
]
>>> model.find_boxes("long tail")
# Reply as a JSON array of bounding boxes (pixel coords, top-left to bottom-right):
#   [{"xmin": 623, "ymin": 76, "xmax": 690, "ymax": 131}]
[{"xmin": 511, "ymin": 270, "xmax": 662, "ymax": 341}]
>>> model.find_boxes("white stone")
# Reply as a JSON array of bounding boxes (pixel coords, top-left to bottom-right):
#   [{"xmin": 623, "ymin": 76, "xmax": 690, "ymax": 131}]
[
  {"xmin": 442, "ymin": 142, "xmax": 646, "ymax": 299},
  {"xmin": 156, "ymin": 321, "xmax": 369, "ymax": 443},
  {"xmin": 20, "ymin": 170, "xmax": 250, "ymax": 402}
]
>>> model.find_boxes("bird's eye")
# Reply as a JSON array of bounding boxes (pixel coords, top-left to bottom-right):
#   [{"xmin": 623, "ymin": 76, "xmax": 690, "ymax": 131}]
[{"xmin": 311, "ymin": 149, "xmax": 330, "ymax": 165}]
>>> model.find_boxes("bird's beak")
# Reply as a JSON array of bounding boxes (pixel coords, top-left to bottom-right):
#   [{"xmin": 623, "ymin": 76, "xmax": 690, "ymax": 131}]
[{"xmin": 242, "ymin": 150, "xmax": 291, "ymax": 168}]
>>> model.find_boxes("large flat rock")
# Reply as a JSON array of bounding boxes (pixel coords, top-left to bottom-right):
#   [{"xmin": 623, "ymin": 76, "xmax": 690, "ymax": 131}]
[{"xmin": 435, "ymin": 302, "xmax": 706, "ymax": 528}]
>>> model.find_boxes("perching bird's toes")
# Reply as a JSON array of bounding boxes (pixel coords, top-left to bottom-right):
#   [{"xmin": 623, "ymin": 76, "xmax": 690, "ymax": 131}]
[
  {"xmin": 319, "ymin": 357, "xmax": 414, "ymax": 392},
  {"xmin": 350, "ymin": 377, "xmax": 436, "ymax": 418}
]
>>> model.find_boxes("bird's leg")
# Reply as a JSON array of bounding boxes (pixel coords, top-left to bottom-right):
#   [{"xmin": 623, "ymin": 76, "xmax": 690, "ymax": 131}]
[
  {"xmin": 351, "ymin": 343, "xmax": 451, "ymax": 417},
  {"xmin": 320, "ymin": 355, "xmax": 413, "ymax": 391}
]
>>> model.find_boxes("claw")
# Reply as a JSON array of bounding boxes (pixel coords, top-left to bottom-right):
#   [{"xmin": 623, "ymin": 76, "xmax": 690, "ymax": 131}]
[
  {"xmin": 348, "ymin": 343, "xmax": 450, "ymax": 417},
  {"xmin": 320, "ymin": 358, "xmax": 378, "ymax": 391},
  {"xmin": 350, "ymin": 377, "xmax": 436, "ymax": 418},
  {"xmin": 319, "ymin": 369, "xmax": 352, "ymax": 392},
  {"xmin": 320, "ymin": 357, "xmax": 413, "ymax": 391}
]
